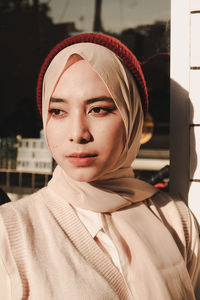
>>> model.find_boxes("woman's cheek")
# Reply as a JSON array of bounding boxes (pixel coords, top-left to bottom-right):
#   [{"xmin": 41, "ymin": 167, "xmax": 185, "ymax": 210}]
[{"xmin": 46, "ymin": 122, "xmax": 60, "ymax": 151}]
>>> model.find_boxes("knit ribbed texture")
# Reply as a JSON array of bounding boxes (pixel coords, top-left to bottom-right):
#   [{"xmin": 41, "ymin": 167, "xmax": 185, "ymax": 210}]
[
  {"xmin": 36, "ymin": 32, "xmax": 148, "ymax": 116},
  {"xmin": 0, "ymin": 189, "xmax": 199, "ymax": 299},
  {"xmin": 1, "ymin": 192, "xmax": 133, "ymax": 299},
  {"xmin": 146, "ymin": 193, "xmax": 192, "ymax": 263},
  {"xmin": 1, "ymin": 205, "xmax": 29, "ymax": 299},
  {"xmin": 175, "ymin": 201, "xmax": 191, "ymax": 254},
  {"xmin": 43, "ymin": 189, "xmax": 133, "ymax": 300}
]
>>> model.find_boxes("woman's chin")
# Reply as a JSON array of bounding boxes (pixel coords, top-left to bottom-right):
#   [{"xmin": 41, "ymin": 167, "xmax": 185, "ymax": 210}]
[{"xmin": 63, "ymin": 167, "xmax": 102, "ymax": 183}]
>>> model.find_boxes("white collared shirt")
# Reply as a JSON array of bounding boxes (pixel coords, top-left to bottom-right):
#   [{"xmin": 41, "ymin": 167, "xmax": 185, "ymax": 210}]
[{"xmin": 74, "ymin": 206, "xmax": 122, "ymax": 273}]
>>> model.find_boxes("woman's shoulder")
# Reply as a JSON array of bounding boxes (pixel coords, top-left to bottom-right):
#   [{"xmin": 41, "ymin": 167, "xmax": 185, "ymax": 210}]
[
  {"xmin": 0, "ymin": 187, "xmax": 45, "ymax": 208},
  {"xmin": 0, "ymin": 188, "xmax": 49, "ymax": 260},
  {"xmin": 149, "ymin": 190, "xmax": 200, "ymax": 259},
  {"xmin": 149, "ymin": 191, "xmax": 200, "ymax": 297},
  {"xmin": 0, "ymin": 187, "xmax": 48, "ymax": 228},
  {"xmin": 149, "ymin": 190, "xmax": 197, "ymax": 233},
  {"xmin": 150, "ymin": 189, "xmax": 192, "ymax": 223},
  {"xmin": 0, "ymin": 192, "xmax": 45, "ymax": 299}
]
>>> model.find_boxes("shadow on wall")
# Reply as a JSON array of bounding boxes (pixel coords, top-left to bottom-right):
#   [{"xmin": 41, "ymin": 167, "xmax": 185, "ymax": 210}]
[{"xmin": 170, "ymin": 79, "xmax": 197, "ymax": 204}]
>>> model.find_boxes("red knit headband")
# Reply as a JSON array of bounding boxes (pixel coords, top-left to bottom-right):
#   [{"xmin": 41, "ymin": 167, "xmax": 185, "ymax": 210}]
[{"xmin": 36, "ymin": 32, "xmax": 148, "ymax": 116}]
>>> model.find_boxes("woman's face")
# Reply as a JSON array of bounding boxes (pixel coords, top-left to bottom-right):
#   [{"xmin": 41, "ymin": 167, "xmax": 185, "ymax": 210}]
[{"xmin": 46, "ymin": 59, "xmax": 125, "ymax": 182}]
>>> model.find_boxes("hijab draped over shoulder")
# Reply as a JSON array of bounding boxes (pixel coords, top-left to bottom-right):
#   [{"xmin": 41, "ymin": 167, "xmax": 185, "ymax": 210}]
[
  {"xmin": 42, "ymin": 43, "xmax": 157, "ymax": 213},
  {"xmin": 40, "ymin": 44, "xmax": 197, "ymax": 299}
]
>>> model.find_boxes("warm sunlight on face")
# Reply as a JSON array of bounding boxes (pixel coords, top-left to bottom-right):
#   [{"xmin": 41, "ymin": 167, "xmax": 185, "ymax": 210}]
[{"xmin": 46, "ymin": 60, "xmax": 125, "ymax": 182}]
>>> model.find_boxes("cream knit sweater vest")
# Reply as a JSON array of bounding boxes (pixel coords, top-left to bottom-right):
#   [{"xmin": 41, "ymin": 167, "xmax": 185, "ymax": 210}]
[
  {"xmin": 0, "ymin": 189, "xmax": 133, "ymax": 300},
  {"xmin": 0, "ymin": 188, "xmax": 199, "ymax": 300}
]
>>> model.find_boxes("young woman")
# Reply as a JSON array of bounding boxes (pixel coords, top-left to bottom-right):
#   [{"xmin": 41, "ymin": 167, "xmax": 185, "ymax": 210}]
[{"xmin": 0, "ymin": 33, "xmax": 199, "ymax": 300}]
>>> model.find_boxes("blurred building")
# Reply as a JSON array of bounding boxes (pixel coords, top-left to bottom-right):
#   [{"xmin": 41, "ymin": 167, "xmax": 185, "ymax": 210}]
[
  {"xmin": 16, "ymin": 138, "xmax": 52, "ymax": 174},
  {"xmin": 0, "ymin": 134, "xmax": 53, "ymax": 197}
]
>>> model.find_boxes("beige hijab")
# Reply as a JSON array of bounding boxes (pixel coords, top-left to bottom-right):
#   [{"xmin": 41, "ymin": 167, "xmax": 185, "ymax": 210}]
[
  {"xmin": 41, "ymin": 43, "xmax": 196, "ymax": 299},
  {"xmin": 42, "ymin": 43, "xmax": 157, "ymax": 212}
]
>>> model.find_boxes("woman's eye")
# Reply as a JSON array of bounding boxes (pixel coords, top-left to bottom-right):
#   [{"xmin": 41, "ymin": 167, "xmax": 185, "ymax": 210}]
[
  {"xmin": 89, "ymin": 107, "xmax": 114, "ymax": 116},
  {"xmin": 48, "ymin": 108, "xmax": 65, "ymax": 117},
  {"xmin": 92, "ymin": 107, "xmax": 102, "ymax": 113}
]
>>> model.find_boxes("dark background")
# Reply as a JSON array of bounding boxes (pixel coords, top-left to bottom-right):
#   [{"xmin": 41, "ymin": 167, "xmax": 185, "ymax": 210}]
[{"xmin": 0, "ymin": 0, "xmax": 170, "ymax": 149}]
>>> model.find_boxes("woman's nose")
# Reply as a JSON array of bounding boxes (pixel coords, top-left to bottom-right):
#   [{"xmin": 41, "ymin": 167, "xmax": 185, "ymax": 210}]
[{"xmin": 68, "ymin": 114, "xmax": 93, "ymax": 144}]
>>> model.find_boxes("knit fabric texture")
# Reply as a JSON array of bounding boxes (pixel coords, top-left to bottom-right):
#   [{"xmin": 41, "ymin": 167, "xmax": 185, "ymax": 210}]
[
  {"xmin": 0, "ymin": 187, "xmax": 199, "ymax": 299},
  {"xmin": 36, "ymin": 32, "xmax": 148, "ymax": 116}
]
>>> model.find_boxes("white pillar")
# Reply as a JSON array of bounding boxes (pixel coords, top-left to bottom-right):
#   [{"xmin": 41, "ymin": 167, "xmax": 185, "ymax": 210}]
[
  {"xmin": 188, "ymin": 1, "xmax": 200, "ymax": 221},
  {"xmin": 170, "ymin": 0, "xmax": 190, "ymax": 201},
  {"xmin": 170, "ymin": 0, "xmax": 200, "ymax": 222}
]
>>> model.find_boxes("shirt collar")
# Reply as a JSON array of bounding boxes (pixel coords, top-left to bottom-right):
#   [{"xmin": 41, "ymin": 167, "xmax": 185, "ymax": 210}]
[{"xmin": 74, "ymin": 206, "xmax": 103, "ymax": 238}]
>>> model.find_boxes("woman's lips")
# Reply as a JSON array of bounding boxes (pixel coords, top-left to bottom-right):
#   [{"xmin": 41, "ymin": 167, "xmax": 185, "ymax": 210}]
[{"xmin": 67, "ymin": 153, "xmax": 98, "ymax": 167}]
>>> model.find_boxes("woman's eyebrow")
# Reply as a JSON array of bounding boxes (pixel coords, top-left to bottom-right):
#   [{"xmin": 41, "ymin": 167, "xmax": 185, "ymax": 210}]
[
  {"xmin": 86, "ymin": 96, "xmax": 114, "ymax": 104},
  {"xmin": 49, "ymin": 96, "xmax": 114, "ymax": 104},
  {"xmin": 50, "ymin": 97, "xmax": 65, "ymax": 103}
]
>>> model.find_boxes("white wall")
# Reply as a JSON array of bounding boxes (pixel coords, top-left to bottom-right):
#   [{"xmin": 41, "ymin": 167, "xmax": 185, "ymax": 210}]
[
  {"xmin": 188, "ymin": 1, "xmax": 200, "ymax": 221},
  {"xmin": 170, "ymin": 0, "xmax": 200, "ymax": 221}
]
